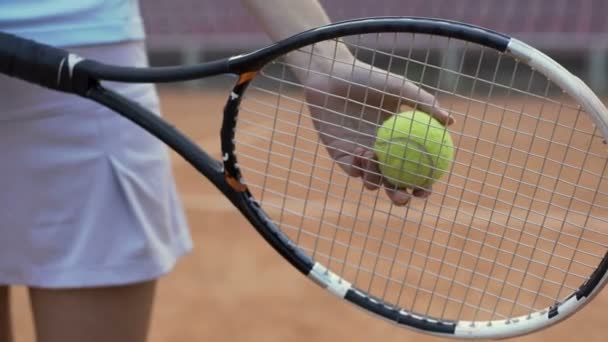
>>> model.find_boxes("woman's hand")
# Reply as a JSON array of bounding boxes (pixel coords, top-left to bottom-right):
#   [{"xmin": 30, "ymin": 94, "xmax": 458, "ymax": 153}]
[
  {"xmin": 300, "ymin": 57, "xmax": 453, "ymax": 206},
  {"xmin": 239, "ymin": 0, "xmax": 453, "ymax": 205}
]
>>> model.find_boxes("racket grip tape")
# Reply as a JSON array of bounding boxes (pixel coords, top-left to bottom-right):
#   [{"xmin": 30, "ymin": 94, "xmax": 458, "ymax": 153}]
[{"xmin": 0, "ymin": 32, "xmax": 94, "ymax": 95}]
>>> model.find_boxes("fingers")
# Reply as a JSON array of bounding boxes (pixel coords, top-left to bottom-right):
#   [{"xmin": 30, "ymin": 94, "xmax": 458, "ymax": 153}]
[
  {"xmin": 412, "ymin": 89, "xmax": 455, "ymax": 126},
  {"xmin": 384, "ymin": 187, "xmax": 412, "ymax": 206},
  {"xmin": 412, "ymin": 187, "xmax": 432, "ymax": 198},
  {"xmin": 350, "ymin": 147, "xmax": 432, "ymax": 206},
  {"xmin": 387, "ymin": 75, "xmax": 455, "ymax": 126},
  {"xmin": 417, "ymin": 100, "xmax": 455, "ymax": 127},
  {"xmin": 426, "ymin": 105, "xmax": 454, "ymax": 126},
  {"xmin": 383, "ymin": 183, "xmax": 431, "ymax": 206},
  {"xmin": 353, "ymin": 148, "xmax": 382, "ymax": 191}
]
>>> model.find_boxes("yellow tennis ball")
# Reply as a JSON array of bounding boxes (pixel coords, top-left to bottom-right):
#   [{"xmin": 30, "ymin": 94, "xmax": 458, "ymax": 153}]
[{"xmin": 373, "ymin": 110, "xmax": 454, "ymax": 189}]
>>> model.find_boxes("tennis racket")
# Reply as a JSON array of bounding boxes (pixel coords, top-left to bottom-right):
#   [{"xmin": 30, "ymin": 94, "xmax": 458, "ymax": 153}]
[{"xmin": 2, "ymin": 17, "xmax": 608, "ymax": 339}]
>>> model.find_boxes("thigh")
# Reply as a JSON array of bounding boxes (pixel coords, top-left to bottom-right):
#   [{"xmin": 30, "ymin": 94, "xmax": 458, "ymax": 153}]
[
  {"xmin": 29, "ymin": 281, "xmax": 156, "ymax": 342},
  {"xmin": 0, "ymin": 286, "xmax": 12, "ymax": 342}
]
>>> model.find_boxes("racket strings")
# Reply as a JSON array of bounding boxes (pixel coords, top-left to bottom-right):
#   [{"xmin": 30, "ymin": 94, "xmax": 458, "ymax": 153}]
[
  {"xmin": 262, "ymin": 62, "xmax": 605, "ymax": 168},
  {"xmin": 241, "ymin": 87, "xmax": 608, "ymax": 203},
  {"xmin": 239, "ymin": 153, "xmax": 605, "ymax": 256},
  {"xmin": 247, "ymin": 84, "xmax": 601, "ymax": 158},
  {"xmin": 394, "ymin": 34, "xmax": 456, "ymax": 314},
  {"xmin": 242, "ymin": 173, "xmax": 603, "ymax": 277},
  {"xmin": 239, "ymin": 96, "xmax": 608, "ymax": 215},
  {"xmin": 283, "ymin": 40, "xmax": 584, "ymax": 113},
  {"xmin": 235, "ymin": 32, "xmax": 608, "ymax": 322},
  {"xmin": 509, "ymin": 89, "xmax": 580, "ymax": 315},
  {"xmin": 238, "ymin": 101, "xmax": 608, "ymax": 248},
  {"xmin": 479, "ymin": 67, "xmax": 559, "ymax": 320},
  {"xmin": 242, "ymin": 94, "xmax": 605, "ymax": 240},
  {"xmin": 260, "ymin": 38, "xmax": 600, "ymax": 142}
]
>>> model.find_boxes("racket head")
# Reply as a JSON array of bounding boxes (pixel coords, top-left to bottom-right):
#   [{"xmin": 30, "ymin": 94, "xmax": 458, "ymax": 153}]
[{"xmin": 217, "ymin": 17, "xmax": 608, "ymax": 339}]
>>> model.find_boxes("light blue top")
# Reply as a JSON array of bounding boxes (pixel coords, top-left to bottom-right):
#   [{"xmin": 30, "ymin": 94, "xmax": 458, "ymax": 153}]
[{"xmin": 0, "ymin": 0, "xmax": 145, "ymax": 47}]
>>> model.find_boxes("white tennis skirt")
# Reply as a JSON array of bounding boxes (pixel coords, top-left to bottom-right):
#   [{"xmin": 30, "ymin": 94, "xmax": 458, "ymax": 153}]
[{"xmin": 0, "ymin": 41, "xmax": 192, "ymax": 288}]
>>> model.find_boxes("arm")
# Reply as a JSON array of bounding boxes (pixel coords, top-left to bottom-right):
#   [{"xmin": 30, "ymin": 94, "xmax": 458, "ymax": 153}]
[
  {"xmin": 241, "ymin": 0, "xmax": 453, "ymax": 204},
  {"xmin": 239, "ymin": 0, "xmax": 332, "ymax": 40},
  {"xmin": 239, "ymin": 0, "xmax": 353, "ymax": 73}
]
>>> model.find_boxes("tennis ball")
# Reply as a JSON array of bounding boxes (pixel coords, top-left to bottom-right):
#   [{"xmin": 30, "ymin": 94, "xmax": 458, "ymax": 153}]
[{"xmin": 373, "ymin": 110, "xmax": 454, "ymax": 189}]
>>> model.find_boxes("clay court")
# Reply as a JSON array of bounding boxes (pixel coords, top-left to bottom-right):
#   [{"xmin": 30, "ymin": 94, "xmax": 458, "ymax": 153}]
[{"xmin": 5, "ymin": 87, "xmax": 606, "ymax": 342}]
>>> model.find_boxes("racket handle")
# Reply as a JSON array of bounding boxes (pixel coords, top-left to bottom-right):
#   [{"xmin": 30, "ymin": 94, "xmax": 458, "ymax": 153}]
[{"xmin": 0, "ymin": 32, "xmax": 92, "ymax": 95}]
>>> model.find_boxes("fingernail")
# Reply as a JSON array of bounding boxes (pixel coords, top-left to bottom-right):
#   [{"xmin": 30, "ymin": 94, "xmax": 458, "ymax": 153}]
[
  {"xmin": 394, "ymin": 199, "xmax": 408, "ymax": 206},
  {"xmin": 395, "ymin": 192, "xmax": 412, "ymax": 206},
  {"xmin": 413, "ymin": 188, "xmax": 431, "ymax": 198},
  {"xmin": 447, "ymin": 115, "xmax": 456, "ymax": 126}
]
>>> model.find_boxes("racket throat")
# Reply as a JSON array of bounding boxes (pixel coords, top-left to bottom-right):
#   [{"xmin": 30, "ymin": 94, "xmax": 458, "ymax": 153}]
[{"xmin": 220, "ymin": 72, "xmax": 257, "ymax": 192}]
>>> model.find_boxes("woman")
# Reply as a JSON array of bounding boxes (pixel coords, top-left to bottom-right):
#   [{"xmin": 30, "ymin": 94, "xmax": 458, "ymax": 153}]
[
  {"xmin": 0, "ymin": 1, "xmax": 449, "ymax": 341},
  {"xmin": 0, "ymin": 1, "xmax": 190, "ymax": 341}
]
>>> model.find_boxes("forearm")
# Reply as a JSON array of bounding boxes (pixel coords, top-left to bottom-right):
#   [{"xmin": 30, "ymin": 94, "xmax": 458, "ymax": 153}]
[
  {"xmin": 240, "ymin": 0, "xmax": 353, "ymax": 75},
  {"xmin": 239, "ymin": 0, "xmax": 331, "ymax": 41}
]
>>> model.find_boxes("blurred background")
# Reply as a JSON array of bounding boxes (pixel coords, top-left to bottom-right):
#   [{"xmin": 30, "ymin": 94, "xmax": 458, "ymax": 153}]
[
  {"xmin": 141, "ymin": 0, "xmax": 608, "ymax": 94},
  {"xmin": 11, "ymin": 1, "xmax": 608, "ymax": 342}
]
